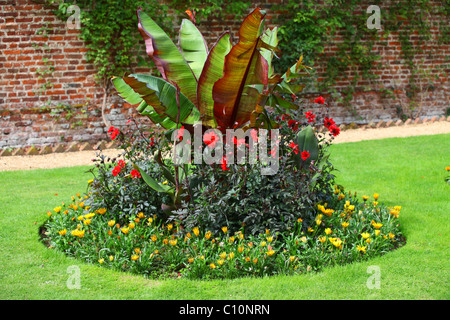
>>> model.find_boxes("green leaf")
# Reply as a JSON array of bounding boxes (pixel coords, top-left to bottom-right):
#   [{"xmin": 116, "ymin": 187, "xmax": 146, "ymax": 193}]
[
  {"xmin": 294, "ymin": 125, "xmax": 319, "ymax": 167},
  {"xmin": 133, "ymin": 164, "xmax": 174, "ymax": 194},
  {"xmin": 179, "ymin": 19, "xmax": 209, "ymax": 80},
  {"xmin": 137, "ymin": 9, "xmax": 198, "ymax": 106}
]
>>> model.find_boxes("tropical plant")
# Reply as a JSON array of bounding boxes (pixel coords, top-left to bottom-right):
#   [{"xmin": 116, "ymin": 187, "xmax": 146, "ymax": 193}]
[{"xmin": 111, "ymin": 7, "xmax": 316, "ymax": 207}]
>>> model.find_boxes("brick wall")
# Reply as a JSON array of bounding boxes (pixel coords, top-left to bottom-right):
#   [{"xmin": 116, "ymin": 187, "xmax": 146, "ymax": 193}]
[{"xmin": 0, "ymin": 0, "xmax": 448, "ymax": 150}]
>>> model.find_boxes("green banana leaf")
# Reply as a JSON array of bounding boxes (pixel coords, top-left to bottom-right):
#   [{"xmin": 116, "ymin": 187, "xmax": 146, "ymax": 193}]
[
  {"xmin": 179, "ymin": 19, "xmax": 209, "ymax": 80},
  {"xmin": 137, "ymin": 9, "xmax": 198, "ymax": 106}
]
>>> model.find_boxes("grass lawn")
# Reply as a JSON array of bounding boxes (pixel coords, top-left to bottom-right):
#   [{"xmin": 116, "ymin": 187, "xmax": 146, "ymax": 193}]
[{"xmin": 0, "ymin": 133, "xmax": 449, "ymax": 300}]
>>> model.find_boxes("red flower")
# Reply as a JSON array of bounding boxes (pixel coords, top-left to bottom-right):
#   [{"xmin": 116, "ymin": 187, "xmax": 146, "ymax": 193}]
[
  {"xmin": 112, "ymin": 166, "xmax": 121, "ymax": 176},
  {"xmin": 130, "ymin": 169, "xmax": 141, "ymax": 179},
  {"xmin": 314, "ymin": 96, "xmax": 326, "ymax": 104},
  {"xmin": 268, "ymin": 145, "xmax": 278, "ymax": 158},
  {"xmin": 233, "ymin": 136, "xmax": 245, "ymax": 146},
  {"xmin": 324, "ymin": 117, "xmax": 335, "ymax": 128},
  {"xmin": 221, "ymin": 156, "xmax": 229, "ymax": 171},
  {"xmin": 288, "ymin": 119, "xmax": 299, "ymax": 131},
  {"xmin": 289, "ymin": 141, "xmax": 299, "ymax": 154},
  {"xmin": 176, "ymin": 126, "xmax": 185, "ymax": 142},
  {"xmin": 305, "ymin": 111, "xmax": 316, "ymax": 124},
  {"xmin": 281, "ymin": 114, "xmax": 290, "ymax": 121},
  {"xmin": 118, "ymin": 160, "xmax": 126, "ymax": 169},
  {"xmin": 108, "ymin": 126, "xmax": 120, "ymax": 140},
  {"xmin": 204, "ymin": 131, "xmax": 220, "ymax": 148},
  {"xmin": 328, "ymin": 124, "xmax": 341, "ymax": 137},
  {"xmin": 291, "ymin": 94, "xmax": 297, "ymax": 101},
  {"xmin": 149, "ymin": 137, "xmax": 155, "ymax": 147},
  {"xmin": 301, "ymin": 150, "xmax": 311, "ymax": 161}
]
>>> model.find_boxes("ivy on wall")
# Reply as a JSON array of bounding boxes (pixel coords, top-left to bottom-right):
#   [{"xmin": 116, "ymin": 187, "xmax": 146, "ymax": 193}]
[{"xmin": 272, "ymin": 0, "xmax": 449, "ymax": 118}]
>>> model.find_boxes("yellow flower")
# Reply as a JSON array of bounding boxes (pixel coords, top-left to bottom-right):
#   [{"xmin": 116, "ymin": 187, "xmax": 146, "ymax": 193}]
[
  {"xmin": 373, "ymin": 201, "xmax": 378, "ymax": 207},
  {"xmin": 107, "ymin": 230, "xmax": 112, "ymax": 236},
  {"xmin": 147, "ymin": 217, "xmax": 153, "ymax": 224},
  {"xmin": 366, "ymin": 238, "xmax": 371, "ymax": 244},
  {"xmin": 131, "ymin": 254, "xmax": 139, "ymax": 261},
  {"xmin": 217, "ymin": 259, "xmax": 224, "ymax": 266},
  {"xmin": 79, "ymin": 202, "xmax": 84, "ymax": 208},
  {"xmin": 128, "ymin": 222, "xmax": 135, "ymax": 229},
  {"xmin": 265, "ymin": 229, "xmax": 270, "ymax": 235},
  {"xmin": 162, "ymin": 180, "xmax": 168, "ymax": 185},
  {"xmin": 134, "ymin": 248, "xmax": 141, "ymax": 254},
  {"xmin": 260, "ymin": 241, "xmax": 267, "ymax": 247},
  {"xmin": 54, "ymin": 206, "xmax": 62, "ymax": 213},
  {"xmin": 77, "ymin": 215, "xmax": 84, "ymax": 221},
  {"xmin": 137, "ymin": 212, "xmax": 145, "ymax": 218},
  {"xmin": 375, "ymin": 230, "xmax": 381, "ymax": 236},
  {"xmin": 169, "ymin": 239, "xmax": 177, "ymax": 246},
  {"xmin": 247, "ymin": 242, "xmax": 253, "ymax": 248},
  {"xmin": 73, "ymin": 205, "xmax": 78, "ymax": 211},
  {"xmin": 266, "ymin": 236, "xmax": 273, "ymax": 243},
  {"xmin": 163, "ymin": 238, "xmax": 168, "ymax": 245},
  {"xmin": 362, "ymin": 195, "xmax": 369, "ymax": 201},
  {"xmin": 356, "ymin": 245, "xmax": 366, "ymax": 253},
  {"xmin": 96, "ymin": 208, "xmax": 107, "ymax": 215},
  {"xmin": 245, "ymin": 257, "xmax": 251, "ymax": 262},
  {"xmin": 71, "ymin": 229, "xmax": 85, "ymax": 238},
  {"xmin": 266, "ymin": 250, "xmax": 275, "ymax": 256},
  {"xmin": 371, "ymin": 221, "xmax": 383, "ymax": 229},
  {"xmin": 323, "ymin": 208, "xmax": 334, "ymax": 217},
  {"xmin": 289, "ymin": 256, "xmax": 295, "ymax": 262},
  {"xmin": 300, "ymin": 236, "xmax": 307, "ymax": 243},
  {"xmin": 228, "ymin": 236, "xmax": 235, "ymax": 243},
  {"xmin": 228, "ymin": 252, "xmax": 235, "ymax": 260},
  {"xmin": 341, "ymin": 222, "xmax": 349, "ymax": 228},
  {"xmin": 192, "ymin": 227, "xmax": 200, "ymax": 236},
  {"xmin": 338, "ymin": 193, "xmax": 345, "ymax": 200},
  {"xmin": 199, "ymin": 255, "xmax": 204, "ymax": 260},
  {"xmin": 373, "ymin": 193, "xmax": 379, "ymax": 200},
  {"xmin": 63, "ymin": 210, "xmax": 68, "ymax": 215},
  {"xmin": 188, "ymin": 257, "xmax": 194, "ymax": 263},
  {"xmin": 85, "ymin": 213, "xmax": 95, "ymax": 219},
  {"xmin": 58, "ymin": 229, "xmax": 67, "ymax": 236},
  {"xmin": 325, "ymin": 228, "xmax": 332, "ymax": 235},
  {"xmin": 389, "ymin": 233, "xmax": 395, "ymax": 239},
  {"xmin": 297, "ymin": 218, "xmax": 303, "ymax": 223},
  {"xmin": 319, "ymin": 236, "xmax": 326, "ymax": 243},
  {"xmin": 390, "ymin": 209, "xmax": 400, "ymax": 218},
  {"xmin": 308, "ymin": 227, "xmax": 314, "ymax": 232},
  {"xmin": 109, "ymin": 255, "xmax": 114, "ymax": 261},
  {"xmin": 167, "ymin": 223, "xmax": 173, "ymax": 231},
  {"xmin": 205, "ymin": 231, "xmax": 212, "ymax": 240},
  {"xmin": 332, "ymin": 238, "xmax": 342, "ymax": 249},
  {"xmin": 108, "ymin": 220, "xmax": 115, "ymax": 227},
  {"xmin": 83, "ymin": 219, "xmax": 91, "ymax": 225},
  {"xmin": 221, "ymin": 226, "xmax": 228, "ymax": 234},
  {"xmin": 151, "ymin": 234, "xmax": 157, "ymax": 242},
  {"xmin": 361, "ymin": 232, "xmax": 370, "ymax": 239},
  {"xmin": 98, "ymin": 258, "xmax": 104, "ymax": 264},
  {"xmin": 209, "ymin": 263, "xmax": 216, "ymax": 269},
  {"xmin": 121, "ymin": 227, "xmax": 129, "ymax": 234},
  {"xmin": 253, "ymin": 258, "xmax": 258, "ymax": 264},
  {"xmin": 238, "ymin": 245, "xmax": 244, "ymax": 253},
  {"xmin": 134, "ymin": 218, "xmax": 140, "ymax": 223},
  {"xmin": 446, "ymin": 166, "xmax": 450, "ymax": 171},
  {"xmin": 316, "ymin": 219, "xmax": 322, "ymax": 225}
]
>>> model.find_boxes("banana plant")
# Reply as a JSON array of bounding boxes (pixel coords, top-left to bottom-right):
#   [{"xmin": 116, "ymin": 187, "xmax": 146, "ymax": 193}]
[
  {"xmin": 111, "ymin": 7, "xmax": 313, "ymax": 210},
  {"xmin": 112, "ymin": 7, "xmax": 309, "ymax": 133}
]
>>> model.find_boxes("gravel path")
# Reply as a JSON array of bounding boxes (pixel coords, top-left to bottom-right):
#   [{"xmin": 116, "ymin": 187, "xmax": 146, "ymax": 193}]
[{"xmin": 1, "ymin": 121, "xmax": 449, "ymax": 172}]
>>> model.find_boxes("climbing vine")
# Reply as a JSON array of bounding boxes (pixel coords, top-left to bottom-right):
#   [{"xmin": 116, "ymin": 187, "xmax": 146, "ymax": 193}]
[{"xmin": 273, "ymin": 0, "xmax": 449, "ymax": 118}]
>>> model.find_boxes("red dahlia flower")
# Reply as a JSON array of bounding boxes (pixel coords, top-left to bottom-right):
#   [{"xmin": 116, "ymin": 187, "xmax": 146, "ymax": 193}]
[
  {"xmin": 301, "ymin": 150, "xmax": 311, "ymax": 161},
  {"xmin": 130, "ymin": 169, "xmax": 141, "ymax": 179},
  {"xmin": 328, "ymin": 124, "xmax": 341, "ymax": 137},
  {"xmin": 324, "ymin": 117, "xmax": 335, "ymax": 128},
  {"xmin": 314, "ymin": 96, "xmax": 326, "ymax": 104}
]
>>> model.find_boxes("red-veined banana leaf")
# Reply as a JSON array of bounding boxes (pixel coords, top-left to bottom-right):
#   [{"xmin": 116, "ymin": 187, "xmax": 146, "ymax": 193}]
[
  {"xmin": 178, "ymin": 19, "xmax": 209, "ymax": 80},
  {"xmin": 212, "ymin": 8, "xmax": 270, "ymax": 132},
  {"xmin": 197, "ymin": 32, "xmax": 232, "ymax": 128},
  {"xmin": 137, "ymin": 9, "xmax": 198, "ymax": 106}
]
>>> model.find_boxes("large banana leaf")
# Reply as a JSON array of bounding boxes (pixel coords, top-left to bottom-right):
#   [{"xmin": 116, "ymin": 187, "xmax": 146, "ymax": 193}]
[
  {"xmin": 179, "ymin": 19, "xmax": 209, "ymax": 80},
  {"xmin": 197, "ymin": 32, "xmax": 232, "ymax": 128},
  {"xmin": 137, "ymin": 9, "xmax": 198, "ymax": 106},
  {"xmin": 112, "ymin": 74, "xmax": 200, "ymax": 126},
  {"xmin": 212, "ymin": 8, "xmax": 268, "ymax": 131},
  {"xmin": 294, "ymin": 125, "xmax": 319, "ymax": 167}
]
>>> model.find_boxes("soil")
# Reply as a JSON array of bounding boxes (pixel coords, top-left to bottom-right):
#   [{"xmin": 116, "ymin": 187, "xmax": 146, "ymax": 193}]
[{"xmin": 1, "ymin": 121, "xmax": 449, "ymax": 172}]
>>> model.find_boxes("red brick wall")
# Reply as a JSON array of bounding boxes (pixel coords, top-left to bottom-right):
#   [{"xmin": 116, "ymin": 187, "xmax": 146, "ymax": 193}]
[{"xmin": 0, "ymin": 0, "xmax": 448, "ymax": 150}]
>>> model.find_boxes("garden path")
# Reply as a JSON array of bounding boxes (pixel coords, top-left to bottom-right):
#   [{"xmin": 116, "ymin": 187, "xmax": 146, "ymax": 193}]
[{"xmin": 1, "ymin": 121, "xmax": 449, "ymax": 171}]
